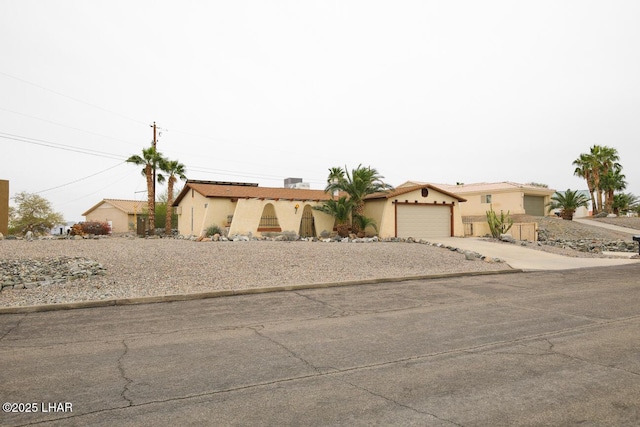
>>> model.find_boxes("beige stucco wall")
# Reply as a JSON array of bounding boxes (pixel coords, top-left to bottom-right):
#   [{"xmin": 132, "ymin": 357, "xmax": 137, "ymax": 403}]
[
  {"xmin": 228, "ymin": 199, "xmax": 334, "ymax": 237},
  {"xmin": 365, "ymin": 188, "xmax": 465, "ymax": 238},
  {"xmin": 459, "ymin": 190, "xmax": 526, "ymax": 216},
  {"xmin": 455, "ymin": 190, "xmax": 552, "ymax": 217},
  {"xmin": 177, "ymin": 193, "xmax": 334, "ymax": 238},
  {"xmin": 363, "ymin": 199, "xmax": 390, "ymax": 237},
  {"xmin": 177, "ymin": 191, "xmax": 237, "ymax": 236},
  {"xmin": 85, "ymin": 204, "xmax": 131, "ymax": 233}
]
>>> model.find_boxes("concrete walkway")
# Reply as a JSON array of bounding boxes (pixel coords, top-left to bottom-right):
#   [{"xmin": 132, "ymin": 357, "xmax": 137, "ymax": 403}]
[
  {"xmin": 574, "ymin": 218, "xmax": 640, "ymax": 235},
  {"xmin": 429, "ymin": 237, "xmax": 639, "ymax": 271}
]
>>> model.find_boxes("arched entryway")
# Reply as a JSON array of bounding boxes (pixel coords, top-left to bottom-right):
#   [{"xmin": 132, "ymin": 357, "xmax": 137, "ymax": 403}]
[
  {"xmin": 258, "ymin": 203, "xmax": 281, "ymax": 232},
  {"xmin": 298, "ymin": 205, "xmax": 316, "ymax": 237}
]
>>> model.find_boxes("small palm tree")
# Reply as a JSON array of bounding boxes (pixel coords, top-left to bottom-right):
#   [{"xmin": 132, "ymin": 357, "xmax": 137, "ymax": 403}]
[
  {"xmin": 127, "ymin": 147, "xmax": 165, "ymax": 234},
  {"xmin": 314, "ymin": 196, "xmax": 354, "ymax": 237},
  {"xmin": 324, "ymin": 165, "xmax": 393, "ymax": 234},
  {"xmin": 546, "ymin": 189, "xmax": 590, "ymax": 220},
  {"xmin": 613, "ymin": 192, "xmax": 639, "ymax": 216},
  {"xmin": 352, "ymin": 215, "xmax": 378, "ymax": 237},
  {"xmin": 160, "ymin": 159, "xmax": 187, "ymax": 234}
]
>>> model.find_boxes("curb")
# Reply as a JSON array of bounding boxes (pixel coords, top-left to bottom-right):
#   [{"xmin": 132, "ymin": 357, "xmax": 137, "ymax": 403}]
[{"xmin": 0, "ymin": 269, "xmax": 522, "ymax": 314}]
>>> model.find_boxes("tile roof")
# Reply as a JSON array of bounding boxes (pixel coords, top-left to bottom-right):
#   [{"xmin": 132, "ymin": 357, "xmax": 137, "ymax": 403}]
[
  {"xmin": 173, "ymin": 180, "xmax": 335, "ymax": 205},
  {"xmin": 82, "ymin": 199, "xmax": 147, "ymax": 216},
  {"xmin": 404, "ymin": 181, "xmax": 555, "ymax": 194}
]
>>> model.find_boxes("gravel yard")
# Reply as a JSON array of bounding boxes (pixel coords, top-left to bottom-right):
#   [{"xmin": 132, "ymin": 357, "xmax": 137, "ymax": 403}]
[
  {"xmin": 0, "ymin": 239, "xmax": 512, "ymax": 308},
  {"xmin": 2, "ymin": 216, "xmax": 638, "ymax": 309}
]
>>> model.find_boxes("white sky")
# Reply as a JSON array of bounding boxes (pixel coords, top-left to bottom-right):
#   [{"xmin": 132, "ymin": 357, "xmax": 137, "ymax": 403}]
[{"xmin": 2, "ymin": 0, "xmax": 639, "ymax": 222}]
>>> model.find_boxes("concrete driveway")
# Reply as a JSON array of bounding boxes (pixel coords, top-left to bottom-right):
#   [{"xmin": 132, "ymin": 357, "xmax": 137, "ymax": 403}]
[
  {"xmin": 430, "ymin": 215, "xmax": 640, "ymax": 271},
  {"xmin": 428, "ymin": 237, "xmax": 639, "ymax": 271}
]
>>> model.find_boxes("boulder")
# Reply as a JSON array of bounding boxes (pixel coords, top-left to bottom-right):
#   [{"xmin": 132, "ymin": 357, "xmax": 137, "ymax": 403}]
[{"xmin": 500, "ymin": 234, "xmax": 516, "ymax": 243}]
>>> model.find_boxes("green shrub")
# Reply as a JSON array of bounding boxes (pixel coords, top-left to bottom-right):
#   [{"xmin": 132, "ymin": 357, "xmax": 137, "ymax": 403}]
[{"xmin": 205, "ymin": 225, "xmax": 222, "ymax": 237}]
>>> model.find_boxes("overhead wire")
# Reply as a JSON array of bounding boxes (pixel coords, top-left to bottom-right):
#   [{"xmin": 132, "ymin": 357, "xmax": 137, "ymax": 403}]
[
  {"xmin": 36, "ymin": 162, "xmax": 127, "ymax": 194},
  {"xmin": 0, "ymin": 70, "xmax": 148, "ymax": 126},
  {"xmin": 0, "ymin": 132, "xmax": 127, "ymax": 161},
  {"xmin": 1, "ymin": 71, "xmax": 329, "ymax": 188},
  {"xmin": 0, "ymin": 106, "xmax": 140, "ymax": 148}
]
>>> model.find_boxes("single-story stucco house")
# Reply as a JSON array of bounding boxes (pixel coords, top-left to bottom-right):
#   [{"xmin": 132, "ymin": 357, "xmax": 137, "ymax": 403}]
[
  {"xmin": 401, "ymin": 181, "xmax": 556, "ymax": 218},
  {"xmin": 173, "ymin": 180, "xmax": 468, "ymax": 239},
  {"xmin": 82, "ymin": 199, "xmax": 147, "ymax": 234}
]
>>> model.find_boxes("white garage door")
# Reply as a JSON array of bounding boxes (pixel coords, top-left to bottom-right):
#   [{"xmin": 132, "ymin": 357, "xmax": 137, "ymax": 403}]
[{"xmin": 397, "ymin": 204, "xmax": 451, "ymax": 239}]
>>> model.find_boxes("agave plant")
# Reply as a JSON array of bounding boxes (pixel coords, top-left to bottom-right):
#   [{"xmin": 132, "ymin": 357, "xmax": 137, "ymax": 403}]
[{"xmin": 546, "ymin": 189, "xmax": 590, "ymax": 220}]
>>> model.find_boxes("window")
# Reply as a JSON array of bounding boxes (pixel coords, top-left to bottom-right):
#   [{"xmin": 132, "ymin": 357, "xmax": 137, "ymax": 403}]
[{"xmin": 481, "ymin": 194, "xmax": 492, "ymax": 204}]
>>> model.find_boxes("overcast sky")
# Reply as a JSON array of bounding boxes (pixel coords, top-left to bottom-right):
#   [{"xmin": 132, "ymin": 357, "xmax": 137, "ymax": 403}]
[{"xmin": 2, "ymin": 1, "xmax": 639, "ymax": 222}]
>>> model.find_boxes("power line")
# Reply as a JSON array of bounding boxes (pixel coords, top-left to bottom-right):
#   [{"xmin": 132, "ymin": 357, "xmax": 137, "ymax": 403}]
[
  {"xmin": 0, "ymin": 132, "xmax": 126, "ymax": 160},
  {"xmin": 0, "ymin": 70, "xmax": 148, "ymax": 126},
  {"xmin": 36, "ymin": 161, "xmax": 127, "ymax": 194},
  {"xmin": 0, "ymin": 106, "xmax": 140, "ymax": 147},
  {"xmin": 2, "ymin": 131, "xmax": 326, "ymax": 186}
]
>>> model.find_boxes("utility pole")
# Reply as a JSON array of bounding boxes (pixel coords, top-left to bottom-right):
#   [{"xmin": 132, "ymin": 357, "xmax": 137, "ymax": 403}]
[{"xmin": 151, "ymin": 121, "xmax": 157, "ymax": 235}]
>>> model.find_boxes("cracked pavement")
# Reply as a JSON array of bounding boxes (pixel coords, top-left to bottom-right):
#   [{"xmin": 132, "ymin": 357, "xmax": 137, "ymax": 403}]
[{"xmin": 1, "ymin": 265, "xmax": 640, "ymax": 426}]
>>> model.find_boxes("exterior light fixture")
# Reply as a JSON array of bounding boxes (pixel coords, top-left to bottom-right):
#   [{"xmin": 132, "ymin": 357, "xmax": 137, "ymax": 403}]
[{"xmin": 295, "ymin": 203, "xmax": 300, "ymax": 213}]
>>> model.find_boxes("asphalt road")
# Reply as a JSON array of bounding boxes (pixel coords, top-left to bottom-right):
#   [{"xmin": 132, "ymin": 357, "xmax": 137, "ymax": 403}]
[{"xmin": 1, "ymin": 265, "xmax": 640, "ymax": 426}]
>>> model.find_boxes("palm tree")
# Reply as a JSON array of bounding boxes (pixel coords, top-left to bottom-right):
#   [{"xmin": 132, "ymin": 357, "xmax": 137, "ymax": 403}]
[
  {"xmin": 313, "ymin": 196, "xmax": 354, "ymax": 237},
  {"xmin": 324, "ymin": 165, "xmax": 393, "ymax": 234},
  {"xmin": 593, "ymin": 145, "xmax": 621, "ymax": 213},
  {"xmin": 600, "ymin": 166, "xmax": 626, "ymax": 214},
  {"xmin": 127, "ymin": 147, "xmax": 165, "ymax": 235},
  {"xmin": 573, "ymin": 153, "xmax": 597, "ymax": 214},
  {"xmin": 160, "ymin": 159, "xmax": 187, "ymax": 235},
  {"xmin": 546, "ymin": 189, "xmax": 590, "ymax": 220},
  {"xmin": 573, "ymin": 145, "xmax": 623, "ymax": 214},
  {"xmin": 613, "ymin": 193, "xmax": 638, "ymax": 216}
]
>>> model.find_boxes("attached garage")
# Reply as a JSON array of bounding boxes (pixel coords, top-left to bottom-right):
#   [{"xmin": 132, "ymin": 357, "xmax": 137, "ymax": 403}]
[
  {"xmin": 363, "ymin": 184, "xmax": 467, "ymax": 239},
  {"xmin": 523, "ymin": 195, "xmax": 545, "ymax": 216},
  {"xmin": 396, "ymin": 204, "xmax": 451, "ymax": 239}
]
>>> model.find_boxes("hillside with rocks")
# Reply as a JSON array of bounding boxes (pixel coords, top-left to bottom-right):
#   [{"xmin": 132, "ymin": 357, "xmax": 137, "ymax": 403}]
[{"xmin": 515, "ymin": 215, "xmax": 639, "ymax": 255}]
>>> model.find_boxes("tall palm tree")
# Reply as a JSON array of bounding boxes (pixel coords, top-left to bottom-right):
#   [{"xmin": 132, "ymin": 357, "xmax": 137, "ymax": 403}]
[
  {"xmin": 546, "ymin": 189, "xmax": 590, "ymax": 220},
  {"xmin": 160, "ymin": 159, "xmax": 187, "ymax": 235},
  {"xmin": 592, "ymin": 145, "xmax": 621, "ymax": 213},
  {"xmin": 573, "ymin": 153, "xmax": 597, "ymax": 214},
  {"xmin": 600, "ymin": 167, "xmax": 626, "ymax": 214},
  {"xmin": 324, "ymin": 165, "xmax": 393, "ymax": 234},
  {"xmin": 127, "ymin": 147, "xmax": 165, "ymax": 235},
  {"xmin": 573, "ymin": 145, "xmax": 622, "ymax": 214}
]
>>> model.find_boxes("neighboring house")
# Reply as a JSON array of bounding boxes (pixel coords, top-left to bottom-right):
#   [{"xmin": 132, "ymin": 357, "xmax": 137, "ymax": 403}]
[
  {"xmin": 50, "ymin": 222, "xmax": 74, "ymax": 235},
  {"xmin": 402, "ymin": 181, "xmax": 556, "ymax": 218},
  {"xmin": 173, "ymin": 180, "xmax": 467, "ymax": 239},
  {"xmin": 82, "ymin": 199, "xmax": 147, "ymax": 234}
]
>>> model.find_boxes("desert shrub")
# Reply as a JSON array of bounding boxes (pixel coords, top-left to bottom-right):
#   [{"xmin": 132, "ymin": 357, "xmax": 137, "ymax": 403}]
[
  {"xmin": 205, "ymin": 224, "xmax": 222, "ymax": 237},
  {"xmin": 71, "ymin": 221, "xmax": 111, "ymax": 236}
]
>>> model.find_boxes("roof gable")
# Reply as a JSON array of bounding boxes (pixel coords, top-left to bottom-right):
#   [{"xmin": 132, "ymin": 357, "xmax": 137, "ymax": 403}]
[
  {"xmin": 82, "ymin": 199, "xmax": 146, "ymax": 216},
  {"xmin": 366, "ymin": 184, "xmax": 466, "ymax": 202}
]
